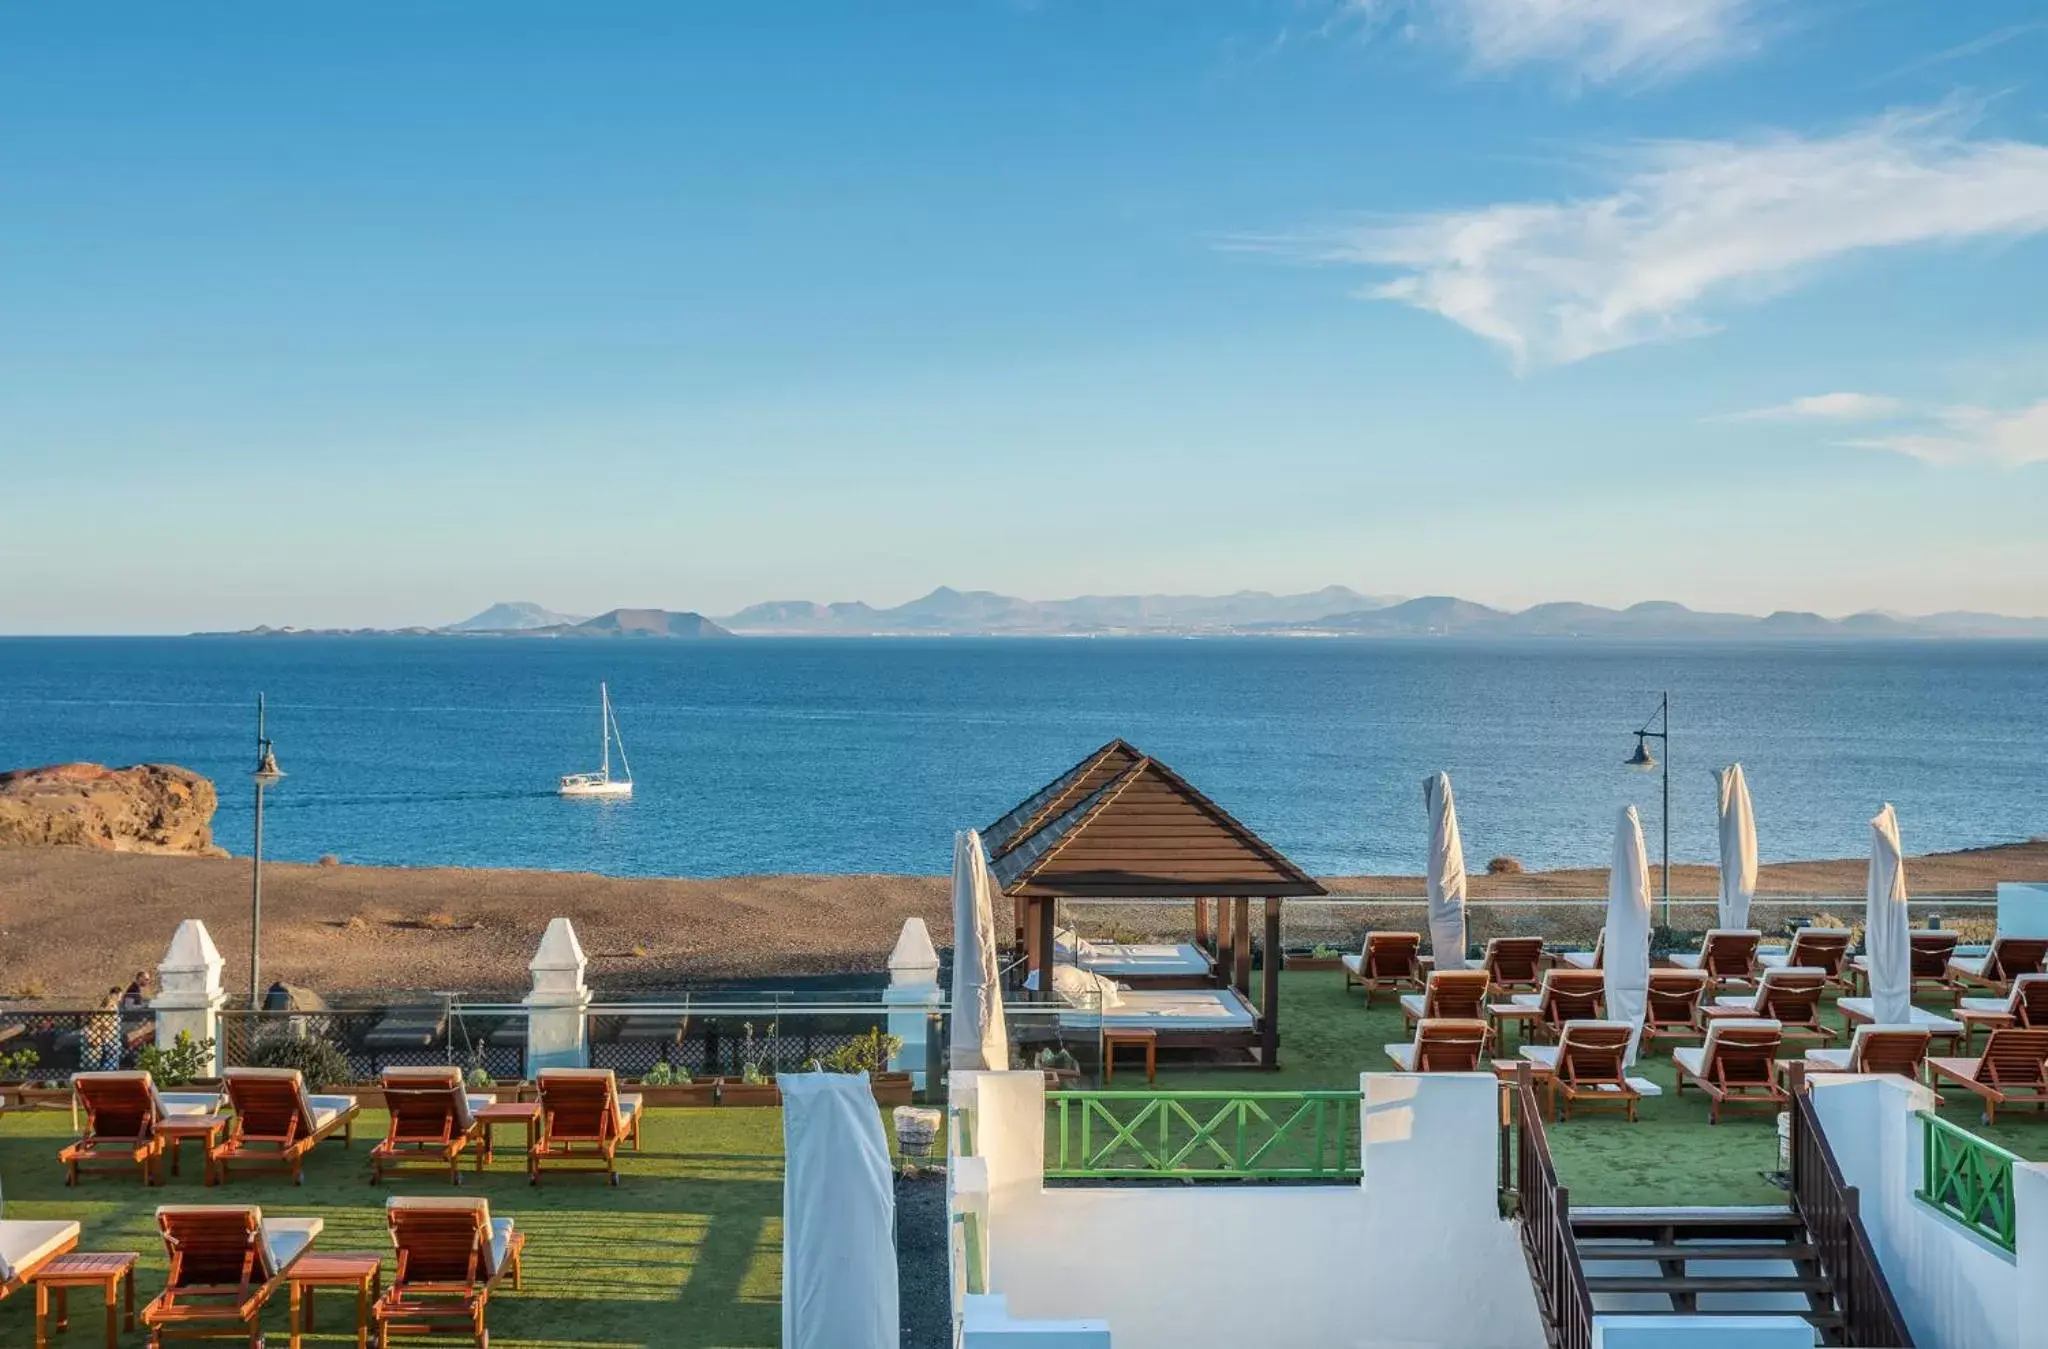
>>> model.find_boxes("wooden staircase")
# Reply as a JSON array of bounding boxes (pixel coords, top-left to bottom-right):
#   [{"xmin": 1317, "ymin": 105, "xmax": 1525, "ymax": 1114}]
[{"xmin": 1570, "ymin": 1208, "xmax": 1847, "ymax": 1341}]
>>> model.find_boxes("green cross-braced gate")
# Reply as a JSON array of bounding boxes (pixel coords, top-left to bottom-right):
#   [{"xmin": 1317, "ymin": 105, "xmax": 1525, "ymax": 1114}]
[
  {"xmin": 1917, "ymin": 1109, "xmax": 2021, "ymax": 1251},
  {"xmin": 1045, "ymin": 1090, "xmax": 1361, "ymax": 1180}
]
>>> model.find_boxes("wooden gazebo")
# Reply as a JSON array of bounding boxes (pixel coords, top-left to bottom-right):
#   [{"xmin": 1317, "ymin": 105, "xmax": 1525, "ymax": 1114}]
[{"xmin": 981, "ymin": 739, "xmax": 1326, "ymax": 1066}]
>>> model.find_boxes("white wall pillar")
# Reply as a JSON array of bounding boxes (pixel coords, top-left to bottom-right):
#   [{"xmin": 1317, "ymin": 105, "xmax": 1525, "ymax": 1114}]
[
  {"xmin": 885, "ymin": 918, "xmax": 943, "ymax": 1088},
  {"xmin": 152, "ymin": 919, "xmax": 227, "ymax": 1075},
  {"xmin": 525, "ymin": 917, "xmax": 590, "ymax": 1076}
]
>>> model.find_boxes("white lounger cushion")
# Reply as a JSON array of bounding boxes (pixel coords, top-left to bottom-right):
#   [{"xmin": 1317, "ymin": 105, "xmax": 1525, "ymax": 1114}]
[
  {"xmin": 1385, "ymin": 1043, "xmax": 1420, "ymax": 1070},
  {"xmin": 1835, "ymin": 998, "xmax": 1962, "ymax": 1034},
  {"xmin": 619, "ymin": 1095, "xmax": 643, "ymax": 1122},
  {"xmin": 1558, "ymin": 951, "xmax": 1599, "ymax": 970},
  {"xmin": 157, "ymin": 1092, "xmax": 225, "ymax": 1118},
  {"xmin": 262, "ymin": 1216, "xmax": 322, "ymax": 1277},
  {"xmin": 1673, "ymin": 1018, "xmax": 1781, "ymax": 1078},
  {"xmin": 1950, "ymin": 955, "xmax": 1990, "ymax": 978},
  {"xmin": 1340, "ymin": 952, "xmax": 1366, "ymax": 976},
  {"xmin": 0, "ymin": 1219, "xmax": 79, "ymax": 1283},
  {"xmin": 1078, "ymin": 942, "xmax": 1212, "ymax": 978},
  {"xmin": 1398, "ymin": 993, "xmax": 1428, "ymax": 1020},
  {"xmin": 307, "ymin": 1096, "xmax": 356, "ymax": 1133},
  {"xmin": 1062, "ymin": 988, "xmax": 1255, "ymax": 1032}
]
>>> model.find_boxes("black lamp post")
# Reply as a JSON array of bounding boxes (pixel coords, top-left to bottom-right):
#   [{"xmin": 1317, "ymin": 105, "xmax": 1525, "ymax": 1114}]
[
  {"xmin": 250, "ymin": 694, "xmax": 284, "ymax": 1014},
  {"xmin": 1624, "ymin": 691, "xmax": 1670, "ymax": 925}
]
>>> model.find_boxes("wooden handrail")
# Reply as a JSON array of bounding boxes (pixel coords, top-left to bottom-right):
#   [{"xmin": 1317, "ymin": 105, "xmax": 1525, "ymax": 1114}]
[
  {"xmin": 1785, "ymin": 1064, "xmax": 1914, "ymax": 1347},
  {"xmin": 1510, "ymin": 1064, "xmax": 1594, "ymax": 1349}
]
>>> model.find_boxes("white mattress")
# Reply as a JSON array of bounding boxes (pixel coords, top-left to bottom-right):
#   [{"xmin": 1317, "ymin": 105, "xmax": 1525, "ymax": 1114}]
[
  {"xmin": 0, "ymin": 1219, "xmax": 77, "ymax": 1283},
  {"xmin": 1078, "ymin": 942, "xmax": 1214, "ymax": 978},
  {"xmin": 1061, "ymin": 987, "xmax": 1256, "ymax": 1032},
  {"xmin": 1836, "ymin": 998, "xmax": 1961, "ymax": 1034}
]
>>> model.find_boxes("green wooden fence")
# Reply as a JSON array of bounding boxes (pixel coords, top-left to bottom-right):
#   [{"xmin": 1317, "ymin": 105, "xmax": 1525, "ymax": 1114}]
[
  {"xmin": 1917, "ymin": 1110, "xmax": 2021, "ymax": 1251},
  {"xmin": 1046, "ymin": 1090, "xmax": 1361, "ymax": 1180}
]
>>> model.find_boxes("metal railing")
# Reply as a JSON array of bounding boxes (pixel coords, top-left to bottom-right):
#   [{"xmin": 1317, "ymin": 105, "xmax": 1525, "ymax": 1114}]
[
  {"xmin": 0, "ymin": 1009, "xmax": 155, "ymax": 1075},
  {"xmin": 1506, "ymin": 1069, "xmax": 1593, "ymax": 1349},
  {"xmin": 1045, "ymin": 1089, "xmax": 1360, "ymax": 1180},
  {"xmin": 1788, "ymin": 1077, "xmax": 1914, "ymax": 1346},
  {"xmin": 1917, "ymin": 1110, "xmax": 2021, "ymax": 1252}
]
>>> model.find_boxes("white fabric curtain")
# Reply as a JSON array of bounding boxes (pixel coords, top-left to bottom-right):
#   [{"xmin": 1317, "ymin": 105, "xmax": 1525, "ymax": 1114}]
[
  {"xmin": 948, "ymin": 829, "xmax": 1009, "ymax": 1071},
  {"xmin": 1603, "ymin": 805, "xmax": 1654, "ymax": 1066},
  {"xmin": 1423, "ymin": 773, "xmax": 1468, "ymax": 970},
  {"xmin": 781, "ymin": 1073, "xmax": 899, "ymax": 1349},
  {"xmin": 1867, "ymin": 804, "xmax": 1913, "ymax": 1025},
  {"xmin": 1715, "ymin": 764, "xmax": 1759, "ymax": 932}
]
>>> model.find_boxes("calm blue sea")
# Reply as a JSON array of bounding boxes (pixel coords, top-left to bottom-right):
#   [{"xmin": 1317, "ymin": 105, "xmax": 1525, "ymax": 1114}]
[{"xmin": 0, "ymin": 637, "xmax": 2043, "ymax": 880}]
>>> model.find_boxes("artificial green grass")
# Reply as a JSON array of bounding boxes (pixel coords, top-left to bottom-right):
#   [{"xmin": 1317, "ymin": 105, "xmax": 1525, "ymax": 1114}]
[
  {"xmin": 1128, "ymin": 970, "xmax": 2048, "ymax": 1206},
  {"xmin": 0, "ymin": 1106, "xmax": 791, "ymax": 1348}
]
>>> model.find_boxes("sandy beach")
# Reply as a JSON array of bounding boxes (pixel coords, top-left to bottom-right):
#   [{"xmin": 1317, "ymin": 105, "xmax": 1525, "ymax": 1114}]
[{"xmin": 3, "ymin": 840, "xmax": 2045, "ymax": 1000}]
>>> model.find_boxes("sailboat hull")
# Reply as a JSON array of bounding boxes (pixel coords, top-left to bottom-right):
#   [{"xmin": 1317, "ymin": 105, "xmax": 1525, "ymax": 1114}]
[{"xmin": 558, "ymin": 774, "xmax": 632, "ymax": 798}]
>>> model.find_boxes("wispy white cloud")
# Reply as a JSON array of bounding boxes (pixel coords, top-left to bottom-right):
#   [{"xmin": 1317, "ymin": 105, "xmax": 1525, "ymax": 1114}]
[
  {"xmin": 1845, "ymin": 400, "xmax": 2048, "ymax": 467},
  {"xmin": 1345, "ymin": 0, "xmax": 1769, "ymax": 87},
  {"xmin": 1278, "ymin": 107, "xmax": 2048, "ymax": 369},
  {"xmin": 1725, "ymin": 392, "xmax": 1906, "ymax": 422}
]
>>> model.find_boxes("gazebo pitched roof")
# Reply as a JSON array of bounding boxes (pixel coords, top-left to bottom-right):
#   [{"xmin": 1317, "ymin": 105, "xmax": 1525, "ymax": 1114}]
[
  {"xmin": 982, "ymin": 738, "xmax": 1145, "ymax": 858},
  {"xmin": 991, "ymin": 751, "xmax": 1325, "ymax": 899}
]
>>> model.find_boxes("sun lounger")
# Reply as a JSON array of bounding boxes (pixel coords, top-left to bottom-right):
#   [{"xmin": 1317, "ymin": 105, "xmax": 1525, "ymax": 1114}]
[
  {"xmin": 1503, "ymin": 969, "xmax": 1607, "ymax": 1043},
  {"xmin": 1342, "ymin": 931, "xmax": 1423, "ymax": 1005},
  {"xmin": 1667, "ymin": 929, "xmax": 1763, "ymax": 987},
  {"xmin": 372, "ymin": 1067, "xmax": 495, "ymax": 1185},
  {"xmin": 60, "ymin": 1070, "xmax": 220, "ymax": 1186},
  {"xmin": 1673, "ymin": 1019, "xmax": 1786, "ymax": 1123},
  {"xmin": 140, "ymin": 1204, "xmax": 322, "ymax": 1344},
  {"xmin": 1927, "ymin": 1028, "xmax": 2048, "ymax": 1124},
  {"xmin": 1518, "ymin": 1021, "xmax": 1644, "ymax": 1121},
  {"xmin": 530, "ymin": 1068, "xmax": 642, "ymax": 1185},
  {"xmin": 1948, "ymin": 936, "xmax": 2048, "ymax": 997},
  {"xmin": 1557, "ymin": 930, "xmax": 1603, "ymax": 972},
  {"xmin": 1078, "ymin": 942, "xmax": 1215, "ymax": 981},
  {"xmin": 1399, "ymin": 969, "xmax": 1494, "ymax": 1034},
  {"xmin": 0, "ymin": 1219, "xmax": 81, "ymax": 1302},
  {"xmin": 216, "ymin": 1068, "xmax": 361, "ymax": 1185},
  {"xmin": 1641, "ymin": 970, "xmax": 1712, "ymax": 1048},
  {"xmin": 373, "ymin": 1195, "xmax": 525, "ymax": 1347},
  {"xmin": 1956, "ymin": 973, "xmax": 2048, "ymax": 1047},
  {"xmin": 1757, "ymin": 928, "xmax": 1852, "ymax": 989},
  {"xmin": 1702, "ymin": 967, "xmax": 1834, "ymax": 1042},
  {"xmin": 1384, "ymin": 1018, "xmax": 1491, "ymax": 1072},
  {"xmin": 1481, "ymin": 937, "xmax": 1546, "ymax": 995},
  {"xmin": 1801, "ymin": 1024, "xmax": 1931, "ymax": 1081},
  {"xmin": 1849, "ymin": 930, "xmax": 1959, "ymax": 997}
]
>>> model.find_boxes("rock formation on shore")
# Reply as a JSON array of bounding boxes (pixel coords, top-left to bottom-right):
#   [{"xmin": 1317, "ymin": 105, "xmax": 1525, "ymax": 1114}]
[{"xmin": 0, "ymin": 762, "xmax": 227, "ymax": 857}]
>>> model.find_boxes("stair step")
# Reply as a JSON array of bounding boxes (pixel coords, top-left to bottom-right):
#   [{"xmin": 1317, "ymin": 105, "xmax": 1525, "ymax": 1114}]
[
  {"xmin": 1585, "ymin": 1275, "xmax": 1832, "ymax": 1296},
  {"xmin": 1572, "ymin": 1215, "xmax": 1808, "ymax": 1243},
  {"xmin": 1576, "ymin": 1242, "xmax": 1820, "ymax": 1262},
  {"xmin": 1588, "ymin": 1305, "xmax": 1846, "ymax": 1329},
  {"xmin": 1571, "ymin": 1209, "xmax": 1803, "ymax": 1229}
]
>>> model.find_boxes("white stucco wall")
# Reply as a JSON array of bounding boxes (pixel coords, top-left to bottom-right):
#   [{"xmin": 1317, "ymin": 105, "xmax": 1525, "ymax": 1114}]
[
  {"xmin": 1808, "ymin": 1074, "xmax": 2048, "ymax": 1349},
  {"xmin": 963, "ymin": 1069, "xmax": 1546, "ymax": 1349},
  {"xmin": 1996, "ymin": 883, "xmax": 2048, "ymax": 939}
]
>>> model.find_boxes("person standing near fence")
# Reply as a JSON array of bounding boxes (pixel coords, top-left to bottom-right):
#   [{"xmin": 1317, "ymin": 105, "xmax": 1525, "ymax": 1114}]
[{"xmin": 86, "ymin": 986, "xmax": 124, "ymax": 1071}]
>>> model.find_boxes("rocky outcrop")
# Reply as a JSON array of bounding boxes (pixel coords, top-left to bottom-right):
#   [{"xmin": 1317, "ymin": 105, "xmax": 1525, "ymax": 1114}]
[{"xmin": 0, "ymin": 763, "xmax": 227, "ymax": 857}]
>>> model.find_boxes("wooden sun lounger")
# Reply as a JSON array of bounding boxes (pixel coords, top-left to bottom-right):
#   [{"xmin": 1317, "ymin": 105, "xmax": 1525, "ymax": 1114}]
[
  {"xmin": 0, "ymin": 1218, "xmax": 82, "ymax": 1303},
  {"xmin": 61, "ymin": 1071, "xmax": 170, "ymax": 1186},
  {"xmin": 1518, "ymin": 1021, "xmax": 1640, "ymax": 1122},
  {"xmin": 372, "ymin": 1067, "xmax": 492, "ymax": 1186},
  {"xmin": 1757, "ymin": 928, "xmax": 1852, "ymax": 990},
  {"xmin": 1673, "ymin": 1020, "xmax": 1786, "ymax": 1123},
  {"xmin": 1399, "ymin": 970, "xmax": 1494, "ymax": 1034},
  {"xmin": 1948, "ymin": 937, "xmax": 2048, "ymax": 998},
  {"xmin": 1851, "ymin": 930, "xmax": 1960, "ymax": 998},
  {"xmin": 1702, "ymin": 967, "xmax": 1835, "ymax": 1043},
  {"xmin": 1641, "ymin": 970, "xmax": 1712, "ymax": 1048},
  {"xmin": 1384, "ymin": 1018, "xmax": 1491, "ymax": 1072},
  {"xmin": 373, "ymin": 1196, "xmax": 525, "ymax": 1348},
  {"xmin": 1801, "ymin": 1025, "xmax": 1931, "ymax": 1082},
  {"xmin": 1956, "ymin": 973, "xmax": 2048, "ymax": 1047},
  {"xmin": 1502, "ymin": 969, "xmax": 1606, "ymax": 1044},
  {"xmin": 1342, "ymin": 932, "xmax": 1423, "ymax": 1005},
  {"xmin": 141, "ymin": 1204, "xmax": 322, "ymax": 1346},
  {"xmin": 1556, "ymin": 930, "xmax": 1603, "ymax": 972},
  {"xmin": 1482, "ymin": 937, "xmax": 1546, "ymax": 995},
  {"xmin": 1927, "ymin": 1027, "xmax": 2048, "ymax": 1124},
  {"xmin": 216, "ymin": 1069, "xmax": 360, "ymax": 1185},
  {"xmin": 1668, "ymin": 929, "xmax": 1763, "ymax": 989},
  {"xmin": 529, "ymin": 1069, "xmax": 642, "ymax": 1186}
]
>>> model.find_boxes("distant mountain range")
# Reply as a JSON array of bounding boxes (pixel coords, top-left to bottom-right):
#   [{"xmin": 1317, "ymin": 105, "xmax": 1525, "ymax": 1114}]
[{"xmin": 196, "ymin": 589, "xmax": 2048, "ymax": 640}]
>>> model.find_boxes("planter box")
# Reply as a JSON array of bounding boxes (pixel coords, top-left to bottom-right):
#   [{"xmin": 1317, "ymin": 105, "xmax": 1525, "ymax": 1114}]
[
  {"xmin": 1285, "ymin": 956, "xmax": 1345, "ymax": 972},
  {"xmin": 712, "ymin": 1080, "xmax": 782, "ymax": 1107},
  {"xmin": 10, "ymin": 1086, "xmax": 74, "ymax": 1109},
  {"xmin": 633, "ymin": 1083, "xmax": 718, "ymax": 1108},
  {"xmin": 870, "ymin": 1073, "xmax": 915, "ymax": 1107}
]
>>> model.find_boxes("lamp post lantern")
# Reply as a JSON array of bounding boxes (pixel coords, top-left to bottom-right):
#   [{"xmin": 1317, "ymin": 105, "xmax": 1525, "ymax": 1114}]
[
  {"xmin": 1623, "ymin": 691, "xmax": 1670, "ymax": 925},
  {"xmin": 249, "ymin": 694, "xmax": 284, "ymax": 1016}
]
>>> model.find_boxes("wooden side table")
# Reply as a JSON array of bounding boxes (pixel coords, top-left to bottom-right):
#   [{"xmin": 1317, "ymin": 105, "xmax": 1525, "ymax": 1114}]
[
  {"xmin": 288, "ymin": 1252, "xmax": 383, "ymax": 1349},
  {"xmin": 1102, "ymin": 1028, "xmax": 1157, "ymax": 1085},
  {"xmin": 157, "ymin": 1114, "xmax": 227, "ymax": 1184},
  {"xmin": 33, "ymin": 1251, "xmax": 137, "ymax": 1349},
  {"xmin": 474, "ymin": 1100, "xmax": 544, "ymax": 1170},
  {"xmin": 1488, "ymin": 1003, "xmax": 1543, "ymax": 1051}
]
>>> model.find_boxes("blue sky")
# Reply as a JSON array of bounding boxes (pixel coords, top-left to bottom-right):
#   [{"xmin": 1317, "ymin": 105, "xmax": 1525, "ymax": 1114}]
[{"xmin": 4, "ymin": 1, "xmax": 2047, "ymax": 632}]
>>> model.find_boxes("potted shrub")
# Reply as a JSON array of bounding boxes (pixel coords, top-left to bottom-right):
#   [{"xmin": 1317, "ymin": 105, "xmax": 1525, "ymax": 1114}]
[
  {"xmin": 633, "ymin": 1059, "xmax": 717, "ymax": 1107},
  {"xmin": 136, "ymin": 1031, "xmax": 218, "ymax": 1088},
  {"xmin": 714, "ymin": 1023, "xmax": 781, "ymax": 1106},
  {"xmin": 0, "ymin": 1048, "xmax": 44, "ymax": 1107},
  {"xmin": 815, "ymin": 1030, "xmax": 911, "ymax": 1105},
  {"xmin": 1034, "ymin": 1047, "xmax": 1080, "ymax": 1088}
]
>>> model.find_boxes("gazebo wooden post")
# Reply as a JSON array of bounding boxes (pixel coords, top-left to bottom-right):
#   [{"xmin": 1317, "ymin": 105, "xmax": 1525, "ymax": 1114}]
[
  {"xmin": 1193, "ymin": 897, "xmax": 1211, "ymax": 953},
  {"xmin": 1216, "ymin": 900, "xmax": 1235, "ymax": 987},
  {"xmin": 1261, "ymin": 897, "xmax": 1282, "ymax": 1068},
  {"xmin": 1036, "ymin": 896, "xmax": 1058, "ymax": 1000},
  {"xmin": 1232, "ymin": 897, "xmax": 1253, "ymax": 999}
]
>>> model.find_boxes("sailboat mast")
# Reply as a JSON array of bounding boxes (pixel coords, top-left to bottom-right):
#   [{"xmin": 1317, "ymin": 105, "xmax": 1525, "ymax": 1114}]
[{"xmin": 600, "ymin": 682, "xmax": 611, "ymax": 779}]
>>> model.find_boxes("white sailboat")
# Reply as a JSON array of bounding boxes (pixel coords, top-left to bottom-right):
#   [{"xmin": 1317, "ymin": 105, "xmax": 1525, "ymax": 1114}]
[{"xmin": 558, "ymin": 682, "xmax": 634, "ymax": 797}]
